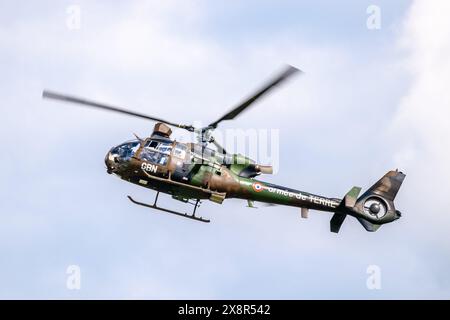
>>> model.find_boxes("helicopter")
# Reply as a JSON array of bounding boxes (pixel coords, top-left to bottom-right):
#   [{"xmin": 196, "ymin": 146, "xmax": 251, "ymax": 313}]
[{"xmin": 42, "ymin": 65, "xmax": 405, "ymax": 233}]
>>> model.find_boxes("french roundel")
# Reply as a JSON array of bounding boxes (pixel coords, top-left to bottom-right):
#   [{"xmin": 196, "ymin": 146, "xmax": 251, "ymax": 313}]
[{"xmin": 252, "ymin": 182, "xmax": 264, "ymax": 192}]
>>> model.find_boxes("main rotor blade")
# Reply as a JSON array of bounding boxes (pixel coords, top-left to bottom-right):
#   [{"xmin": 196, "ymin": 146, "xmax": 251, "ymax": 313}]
[
  {"xmin": 208, "ymin": 65, "xmax": 301, "ymax": 128},
  {"xmin": 42, "ymin": 90, "xmax": 194, "ymax": 131}
]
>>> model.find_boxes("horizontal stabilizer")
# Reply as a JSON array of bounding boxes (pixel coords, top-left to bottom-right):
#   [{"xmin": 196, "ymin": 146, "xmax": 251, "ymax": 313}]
[
  {"xmin": 330, "ymin": 186, "xmax": 361, "ymax": 233},
  {"xmin": 330, "ymin": 212, "xmax": 347, "ymax": 233},
  {"xmin": 344, "ymin": 186, "xmax": 361, "ymax": 208}
]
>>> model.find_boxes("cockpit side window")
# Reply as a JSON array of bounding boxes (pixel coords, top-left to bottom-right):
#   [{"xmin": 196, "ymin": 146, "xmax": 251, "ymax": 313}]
[
  {"xmin": 140, "ymin": 140, "xmax": 171, "ymax": 166},
  {"xmin": 173, "ymin": 143, "xmax": 187, "ymax": 159},
  {"xmin": 158, "ymin": 145, "xmax": 172, "ymax": 154},
  {"xmin": 148, "ymin": 141, "xmax": 159, "ymax": 149},
  {"xmin": 145, "ymin": 140, "xmax": 172, "ymax": 154},
  {"xmin": 140, "ymin": 148, "xmax": 168, "ymax": 165}
]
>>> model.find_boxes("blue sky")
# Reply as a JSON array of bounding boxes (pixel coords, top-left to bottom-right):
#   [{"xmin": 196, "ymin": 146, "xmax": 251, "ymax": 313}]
[{"xmin": 1, "ymin": 0, "xmax": 450, "ymax": 299}]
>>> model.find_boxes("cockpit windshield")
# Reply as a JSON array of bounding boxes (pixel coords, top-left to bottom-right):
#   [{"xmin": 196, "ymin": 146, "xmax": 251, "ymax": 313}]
[{"xmin": 111, "ymin": 140, "xmax": 140, "ymax": 161}]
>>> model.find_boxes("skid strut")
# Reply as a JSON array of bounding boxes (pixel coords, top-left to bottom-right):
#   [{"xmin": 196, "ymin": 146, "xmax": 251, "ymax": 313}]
[{"xmin": 127, "ymin": 192, "xmax": 210, "ymax": 223}]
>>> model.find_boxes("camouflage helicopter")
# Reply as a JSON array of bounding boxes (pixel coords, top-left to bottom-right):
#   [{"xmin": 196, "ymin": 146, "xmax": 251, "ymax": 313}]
[{"xmin": 42, "ymin": 65, "xmax": 405, "ymax": 233}]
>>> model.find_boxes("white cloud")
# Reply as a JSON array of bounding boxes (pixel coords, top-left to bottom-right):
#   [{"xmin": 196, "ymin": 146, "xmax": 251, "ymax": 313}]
[
  {"xmin": 3, "ymin": 0, "xmax": 450, "ymax": 299},
  {"xmin": 391, "ymin": 0, "xmax": 450, "ymax": 232}
]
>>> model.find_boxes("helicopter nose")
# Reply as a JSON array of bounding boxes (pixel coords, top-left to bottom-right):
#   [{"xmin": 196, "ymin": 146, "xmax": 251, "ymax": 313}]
[{"xmin": 105, "ymin": 152, "xmax": 115, "ymax": 174}]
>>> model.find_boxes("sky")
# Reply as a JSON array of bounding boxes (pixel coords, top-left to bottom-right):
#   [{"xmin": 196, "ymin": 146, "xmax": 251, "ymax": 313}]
[{"xmin": 1, "ymin": 0, "xmax": 450, "ymax": 299}]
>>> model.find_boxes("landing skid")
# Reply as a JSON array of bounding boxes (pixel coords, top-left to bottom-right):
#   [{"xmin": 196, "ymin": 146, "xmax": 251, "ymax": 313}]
[{"xmin": 127, "ymin": 192, "xmax": 210, "ymax": 223}]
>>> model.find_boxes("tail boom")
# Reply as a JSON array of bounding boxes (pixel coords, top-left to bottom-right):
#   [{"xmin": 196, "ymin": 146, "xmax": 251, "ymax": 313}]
[
  {"xmin": 237, "ymin": 178, "xmax": 341, "ymax": 212},
  {"xmin": 237, "ymin": 170, "xmax": 405, "ymax": 233}
]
